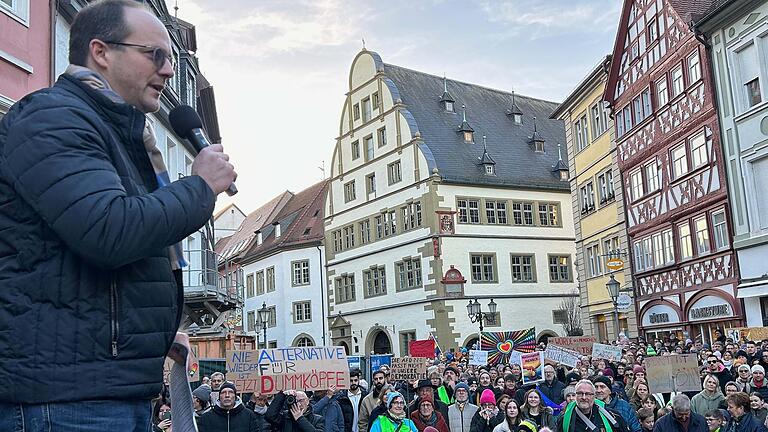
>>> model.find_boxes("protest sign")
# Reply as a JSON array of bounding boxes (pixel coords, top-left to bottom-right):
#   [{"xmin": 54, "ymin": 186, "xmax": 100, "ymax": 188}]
[
  {"xmin": 591, "ymin": 343, "xmax": 622, "ymax": 362},
  {"xmin": 480, "ymin": 328, "xmax": 536, "ymax": 365},
  {"xmin": 548, "ymin": 336, "xmax": 596, "ymax": 356},
  {"xmin": 370, "ymin": 354, "xmax": 393, "ymax": 377},
  {"xmin": 163, "ymin": 348, "xmax": 200, "ymax": 383},
  {"xmin": 226, "ymin": 346, "xmax": 349, "ymax": 394},
  {"xmin": 734, "ymin": 327, "xmax": 768, "ymax": 342},
  {"xmin": 519, "ymin": 351, "xmax": 544, "ymax": 385},
  {"xmin": 645, "ymin": 354, "xmax": 701, "ymax": 393},
  {"xmin": 468, "ymin": 350, "xmax": 488, "ymax": 365},
  {"xmin": 409, "ymin": 339, "xmax": 436, "ymax": 358},
  {"xmin": 544, "ymin": 345, "xmax": 580, "ymax": 367},
  {"xmin": 390, "ymin": 357, "xmax": 427, "ymax": 381}
]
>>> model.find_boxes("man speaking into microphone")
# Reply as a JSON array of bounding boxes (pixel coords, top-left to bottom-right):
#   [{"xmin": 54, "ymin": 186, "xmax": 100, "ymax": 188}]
[{"xmin": 0, "ymin": 0, "xmax": 236, "ymax": 430}]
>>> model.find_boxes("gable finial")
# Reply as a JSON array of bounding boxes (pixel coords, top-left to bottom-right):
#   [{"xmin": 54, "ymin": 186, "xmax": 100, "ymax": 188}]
[
  {"xmin": 557, "ymin": 142, "xmax": 563, "ymax": 161},
  {"xmin": 462, "ymin": 104, "xmax": 467, "ymax": 122},
  {"xmin": 444, "ymin": 74, "xmax": 448, "ymax": 93},
  {"xmin": 533, "ymin": 116, "xmax": 538, "ymax": 132},
  {"xmin": 483, "ymin": 135, "xmax": 488, "ymax": 151},
  {"xmin": 362, "ymin": 37, "xmax": 366, "ymax": 50}
]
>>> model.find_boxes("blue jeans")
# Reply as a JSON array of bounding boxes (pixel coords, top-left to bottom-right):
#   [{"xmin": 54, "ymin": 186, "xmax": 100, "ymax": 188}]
[{"xmin": 0, "ymin": 399, "xmax": 153, "ymax": 431}]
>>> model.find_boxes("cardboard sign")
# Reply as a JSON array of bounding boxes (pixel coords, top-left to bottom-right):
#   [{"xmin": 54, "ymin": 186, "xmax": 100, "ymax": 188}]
[
  {"xmin": 734, "ymin": 327, "xmax": 768, "ymax": 342},
  {"xmin": 390, "ymin": 357, "xmax": 427, "ymax": 381},
  {"xmin": 520, "ymin": 351, "xmax": 544, "ymax": 385},
  {"xmin": 544, "ymin": 345, "xmax": 580, "ymax": 367},
  {"xmin": 163, "ymin": 348, "xmax": 200, "ymax": 383},
  {"xmin": 409, "ymin": 339, "xmax": 436, "ymax": 358},
  {"xmin": 645, "ymin": 354, "xmax": 701, "ymax": 393},
  {"xmin": 468, "ymin": 350, "xmax": 488, "ymax": 366},
  {"xmin": 226, "ymin": 346, "xmax": 349, "ymax": 394},
  {"xmin": 548, "ymin": 336, "xmax": 596, "ymax": 356},
  {"xmin": 591, "ymin": 343, "xmax": 622, "ymax": 362}
]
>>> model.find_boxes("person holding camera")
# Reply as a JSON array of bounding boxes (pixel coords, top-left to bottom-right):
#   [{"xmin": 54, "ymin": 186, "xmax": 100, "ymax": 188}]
[
  {"xmin": 266, "ymin": 390, "xmax": 325, "ymax": 432},
  {"xmin": 197, "ymin": 382, "xmax": 261, "ymax": 432}
]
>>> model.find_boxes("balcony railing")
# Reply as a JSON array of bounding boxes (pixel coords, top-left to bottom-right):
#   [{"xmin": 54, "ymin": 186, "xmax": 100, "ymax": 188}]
[{"xmin": 182, "ymin": 248, "xmax": 243, "ymax": 304}]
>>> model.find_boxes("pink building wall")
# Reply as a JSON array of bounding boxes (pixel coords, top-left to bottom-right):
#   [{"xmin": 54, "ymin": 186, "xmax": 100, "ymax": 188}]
[{"xmin": 0, "ymin": 1, "xmax": 52, "ymax": 103}]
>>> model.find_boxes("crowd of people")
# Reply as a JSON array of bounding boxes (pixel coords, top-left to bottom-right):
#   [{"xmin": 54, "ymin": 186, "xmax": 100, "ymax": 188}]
[{"xmin": 151, "ymin": 333, "xmax": 768, "ymax": 432}]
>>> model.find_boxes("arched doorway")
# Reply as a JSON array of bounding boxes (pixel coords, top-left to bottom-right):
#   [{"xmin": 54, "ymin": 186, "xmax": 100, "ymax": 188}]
[
  {"xmin": 464, "ymin": 336, "xmax": 479, "ymax": 350},
  {"xmin": 372, "ymin": 330, "xmax": 392, "ymax": 354},
  {"xmin": 537, "ymin": 330, "xmax": 558, "ymax": 345},
  {"xmin": 339, "ymin": 341, "xmax": 350, "ymax": 355}
]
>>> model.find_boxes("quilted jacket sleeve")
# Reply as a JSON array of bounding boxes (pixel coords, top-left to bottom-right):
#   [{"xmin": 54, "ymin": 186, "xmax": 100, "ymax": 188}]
[{"xmin": 2, "ymin": 100, "xmax": 215, "ymax": 270}]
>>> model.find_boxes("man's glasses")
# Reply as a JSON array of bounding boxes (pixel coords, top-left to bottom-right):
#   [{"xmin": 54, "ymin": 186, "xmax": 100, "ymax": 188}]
[
  {"xmin": 103, "ymin": 41, "xmax": 174, "ymax": 70},
  {"xmin": 576, "ymin": 392, "xmax": 595, "ymax": 397}
]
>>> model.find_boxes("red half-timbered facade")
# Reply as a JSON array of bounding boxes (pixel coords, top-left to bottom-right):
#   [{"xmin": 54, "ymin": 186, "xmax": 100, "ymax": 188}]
[{"xmin": 604, "ymin": 0, "xmax": 741, "ymax": 344}]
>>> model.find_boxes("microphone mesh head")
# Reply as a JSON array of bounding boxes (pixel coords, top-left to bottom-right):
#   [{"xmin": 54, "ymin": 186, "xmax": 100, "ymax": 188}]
[{"xmin": 169, "ymin": 105, "xmax": 203, "ymax": 138}]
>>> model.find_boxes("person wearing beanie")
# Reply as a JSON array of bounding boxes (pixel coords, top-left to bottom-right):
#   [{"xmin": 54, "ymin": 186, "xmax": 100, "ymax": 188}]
[
  {"xmin": 517, "ymin": 419, "xmax": 538, "ymax": 432},
  {"xmin": 449, "ymin": 382, "xmax": 478, "ymax": 432},
  {"xmin": 737, "ymin": 364, "xmax": 754, "ymax": 393},
  {"xmin": 370, "ymin": 392, "xmax": 417, "ymax": 432},
  {"xmin": 410, "ymin": 393, "xmax": 450, "ymax": 432},
  {"xmin": 439, "ymin": 366, "xmax": 460, "ymax": 405},
  {"xmin": 367, "ymin": 384, "xmax": 396, "ymax": 432},
  {"xmin": 750, "ymin": 364, "xmax": 768, "ymax": 401},
  {"xmin": 197, "ymin": 381, "xmax": 262, "ymax": 432},
  {"xmin": 193, "ymin": 384, "xmax": 212, "ymax": 418},
  {"xmin": 410, "ymin": 379, "xmax": 450, "ymax": 425},
  {"xmin": 593, "ymin": 376, "xmax": 642, "ymax": 432},
  {"xmin": 470, "ymin": 389, "xmax": 503, "ymax": 432},
  {"xmin": 626, "ymin": 366, "xmax": 646, "ymax": 400},
  {"xmin": 264, "ymin": 390, "xmax": 324, "ymax": 432},
  {"xmin": 360, "ymin": 370, "xmax": 390, "ymax": 432}
]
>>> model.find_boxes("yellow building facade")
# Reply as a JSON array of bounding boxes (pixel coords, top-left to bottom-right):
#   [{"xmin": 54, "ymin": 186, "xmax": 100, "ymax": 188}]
[{"xmin": 552, "ymin": 56, "xmax": 637, "ymax": 340}]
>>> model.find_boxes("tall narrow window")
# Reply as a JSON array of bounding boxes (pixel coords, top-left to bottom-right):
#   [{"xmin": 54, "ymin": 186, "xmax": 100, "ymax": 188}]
[
  {"xmin": 468, "ymin": 200, "xmax": 480, "ymax": 224},
  {"xmin": 364, "ymin": 136, "xmax": 374, "ymax": 161},
  {"xmin": 351, "ymin": 140, "xmax": 360, "ymax": 160},
  {"xmin": 630, "ymin": 170, "xmax": 644, "ymax": 201},
  {"xmin": 663, "ymin": 229, "xmax": 675, "ymax": 264},
  {"xmin": 679, "ymin": 223, "xmax": 693, "ymax": 260},
  {"xmin": 672, "ymin": 66, "xmax": 684, "ymax": 97},
  {"xmin": 688, "ymin": 51, "xmax": 701, "ymax": 83},
  {"xmin": 457, "ymin": 199, "xmax": 469, "ymax": 224},
  {"xmin": 671, "ymin": 144, "xmax": 689, "ymax": 179},
  {"xmin": 738, "ymin": 43, "xmax": 762, "ymax": 109},
  {"xmin": 344, "ymin": 180, "xmax": 356, "ymax": 203},
  {"xmin": 712, "ymin": 210, "xmax": 729, "ymax": 250},
  {"xmin": 657, "ymin": 77, "xmax": 669, "ymax": 107},
  {"xmin": 362, "ymin": 97, "xmax": 372, "ymax": 122},
  {"xmin": 694, "ymin": 216, "xmax": 710, "ymax": 255},
  {"xmin": 387, "ymin": 161, "xmax": 402, "ymax": 185},
  {"xmin": 366, "ymin": 173, "xmax": 376, "ymax": 196},
  {"xmin": 645, "ymin": 160, "xmax": 660, "ymax": 192},
  {"xmin": 690, "ymin": 132, "xmax": 708, "ymax": 169},
  {"xmin": 377, "ymin": 127, "xmax": 387, "ymax": 147}
]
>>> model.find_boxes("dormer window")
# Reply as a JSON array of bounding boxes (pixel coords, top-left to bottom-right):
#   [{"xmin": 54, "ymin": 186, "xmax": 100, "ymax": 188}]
[
  {"xmin": 508, "ymin": 91, "xmax": 523, "ymax": 125},
  {"xmin": 535, "ymin": 141, "xmax": 544, "ymax": 152},
  {"xmin": 457, "ymin": 104, "xmax": 475, "ymax": 143},
  {"xmin": 463, "ymin": 131, "xmax": 474, "ymax": 142},
  {"xmin": 445, "ymin": 101, "xmax": 454, "ymax": 112},
  {"xmin": 529, "ymin": 117, "xmax": 545, "ymax": 153},
  {"xmin": 485, "ymin": 165, "xmax": 495, "ymax": 175},
  {"xmin": 479, "ymin": 135, "xmax": 496, "ymax": 175},
  {"xmin": 513, "ymin": 113, "xmax": 522, "ymax": 124},
  {"xmin": 440, "ymin": 75, "xmax": 456, "ymax": 112}
]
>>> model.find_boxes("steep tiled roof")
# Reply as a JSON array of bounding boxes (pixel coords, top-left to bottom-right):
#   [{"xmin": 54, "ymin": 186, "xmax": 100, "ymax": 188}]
[
  {"xmin": 239, "ymin": 179, "xmax": 329, "ymax": 263},
  {"xmin": 382, "ymin": 63, "xmax": 568, "ymax": 191},
  {"xmin": 668, "ymin": 0, "xmax": 722, "ymax": 24},
  {"xmin": 217, "ymin": 191, "xmax": 292, "ymax": 261}
]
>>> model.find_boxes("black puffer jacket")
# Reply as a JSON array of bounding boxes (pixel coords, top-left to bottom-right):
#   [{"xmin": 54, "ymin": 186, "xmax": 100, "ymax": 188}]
[
  {"xmin": 266, "ymin": 392, "xmax": 325, "ymax": 432},
  {"xmin": 198, "ymin": 401, "xmax": 262, "ymax": 432},
  {"xmin": 0, "ymin": 74, "xmax": 215, "ymax": 403}
]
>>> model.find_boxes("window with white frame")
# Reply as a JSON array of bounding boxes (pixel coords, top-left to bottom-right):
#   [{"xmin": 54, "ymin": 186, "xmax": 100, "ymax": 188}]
[
  {"xmin": 486, "ymin": 200, "xmax": 508, "ymax": 224},
  {"xmin": 247, "ymin": 310, "xmax": 256, "ymax": 332},
  {"xmin": 363, "ymin": 266, "xmax": 386, "ymax": 298},
  {"xmin": 645, "ymin": 160, "xmax": 661, "ymax": 192},
  {"xmin": 712, "ymin": 210, "xmax": 729, "ymax": 250},
  {"xmin": 256, "ymin": 270, "xmax": 264, "ymax": 295},
  {"xmin": 630, "ymin": 169, "xmax": 644, "ymax": 201},
  {"xmin": 366, "ymin": 173, "xmax": 376, "ymax": 196},
  {"xmin": 663, "ymin": 229, "xmax": 675, "ymax": 264},
  {"xmin": 671, "ymin": 144, "xmax": 689, "ymax": 179},
  {"xmin": 539, "ymin": 203, "xmax": 559, "ymax": 226},
  {"xmin": 591, "ymin": 101, "xmax": 607, "ymax": 138},
  {"xmin": 359, "ymin": 219, "xmax": 371, "ymax": 244},
  {"xmin": 690, "ymin": 131, "xmax": 708, "ymax": 170},
  {"xmin": 652, "ymin": 232, "xmax": 664, "ymax": 268},
  {"xmin": 295, "ymin": 336, "xmax": 314, "ymax": 347},
  {"xmin": 575, "ymin": 114, "xmax": 589, "ymax": 151},
  {"xmin": 688, "ymin": 51, "xmax": 701, "ymax": 83},
  {"xmin": 372, "ymin": 92, "xmax": 379, "ymax": 110},
  {"xmin": 581, "ymin": 182, "xmax": 595, "ymax": 213},
  {"xmin": 266, "ymin": 267, "xmax": 275, "ymax": 292},
  {"xmin": 657, "ymin": 77, "xmax": 669, "ymax": 107},
  {"xmin": 388, "ymin": 160, "xmax": 402, "ymax": 185},
  {"xmin": 292, "ymin": 260, "xmax": 310, "ymax": 286},
  {"xmin": 642, "ymin": 237, "xmax": 653, "ymax": 270},
  {"xmin": 511, "ymin": 255, "xmax": 535, "ymax": 282},
  {"xmin": 587, "ymin": 244, "xmax": 601, "ymax": 277},
  {"xmin": 246, "ymin": 273, "xmax": 254, "ymax": 298},
  {"xmin": 362, "ymin": 97, "xmax": 372, "ymax": 122},
  {"xmin": 335, "ymin": 274, "xmax": 355, "ymax": 303},
  {"xmin": 0, "ymin": 0, "xmax": 29, "ymax": 23},
  {"xmin": 512, "ymin": 202, "xmax": 534, "ymax": 225},
  {"xmin": 344, "ymin": 180, "xmax": 356, "ymax": 203},
  {"xmin": 679, "ymin": 222, "xmax": 693, "ymax": 260},
  {"xmin": 634, "ymin": 241, "xmax": 645, "ymax": 272},
  {"xmin": 401, "ymin": 201, "xmax": 422, "ymax": 231},
  {"xmin": 343, "ymin": 225, "xmax": 355, "ymax": 249},
  {"xmin": 460, "ymin": 199, "xmax": 480, "ymax": 224},
  {"xmin": 694, "ymin": 216, "xmax": 710, "ymax": 255},
  {"xmin": 617, "ymin": 110, "xmax": 625, "ymax": 137},
  {"xmin": 351, "ymin": 140, "xmax": 360, "ymax": 160},
  {"xmin": 378, "ymin": 127, "xmax": 387, "ymax": 147},
  {"xmin": 364, "ymin": 136, "xmax": 374, "ymax": 161},
  {"xmin": 622, "ymin": 105, "xmax": 633, "ymax": 133},
  {"xmin": 672, "ymin": 66, "xmax": 684, "ymax": 97},
  {"xmin": 396, "ymin": 257, "xmax": 422, "ymax": 290},
  {"xmin": 470, "ymin": 254, "xmax": 496, "ymax": 283},
  {"xmin": 353, "ymin": 103, "xmax": 360, "ymax": 120},
  {"xmin": 293, "ymin": 301, "xmax": 312, "ymax": 323},
  {"xmin": 737, "ymin": 42, "xmax": 762, "ymax": 110}
]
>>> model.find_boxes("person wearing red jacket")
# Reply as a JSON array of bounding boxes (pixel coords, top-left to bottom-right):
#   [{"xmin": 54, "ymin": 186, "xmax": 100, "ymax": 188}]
[{"xmin": 411, "ymin": 393, "xmax": 449, "ymax": 432}]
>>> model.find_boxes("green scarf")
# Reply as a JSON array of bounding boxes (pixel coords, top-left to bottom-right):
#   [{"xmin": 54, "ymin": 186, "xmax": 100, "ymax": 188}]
[{"xmin": 562, "ymin": 400, "xmax": 613, "ymax": 432}]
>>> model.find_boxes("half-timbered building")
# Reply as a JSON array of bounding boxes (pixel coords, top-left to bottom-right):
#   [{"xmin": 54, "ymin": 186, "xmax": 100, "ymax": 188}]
[{"xmin": 604, "ymin": 0, "xmax": 742, "ymax": 343}]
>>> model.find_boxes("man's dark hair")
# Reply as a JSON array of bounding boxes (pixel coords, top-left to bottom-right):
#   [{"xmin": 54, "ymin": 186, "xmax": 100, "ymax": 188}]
[
  {"xmin": 637, "ymin": 408, "xmax": 654, "ymax": 422},
  {"xmin": 69, "ymin": 0, "xmax": 145, "ymax": 66},
  {"xmin": 751, "ymin": 391, "xmax": 764, "ymax": 401},
  {"xmin": 349, "ymin": 368, "xmax": 361, "ymax": 378},
  {"xmin": 704, "ymin": 409, "xmax": 724, "ymax": 420},
  {"xmin": 372, "ymin": 370, "xmax": 386, "ymax": 379},
  {"xmin": 504, "ymin": 374, "xmax": 515, "ymax": 382},
  {"xmin": 726, "ymin": 392, "xmax": 751, "ymax": 410}
]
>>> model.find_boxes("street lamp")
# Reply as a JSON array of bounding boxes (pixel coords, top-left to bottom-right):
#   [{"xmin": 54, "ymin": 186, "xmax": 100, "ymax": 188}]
[
  {"xmin": 467, "ymin": 298, "xmax": 497, "ymax": 350},
  {"xmin": 258, "ymin": 302, "xmax": 269, "ymax": 349},
  {"xmin": 606, "ymin": 275, "xmax": 621, "ymax": 341}
]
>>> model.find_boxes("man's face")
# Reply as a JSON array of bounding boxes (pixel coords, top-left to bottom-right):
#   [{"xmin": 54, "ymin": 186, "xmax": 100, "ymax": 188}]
[
  {"xmin": 706, "ymin": 415, "xmax": 722, "ymax": 432},
  {"xmin": 211, "ymin": 375, "xmax": 224, "ymax": 390},
  {"xmin": 505, "ymin": 379, "xmax": 515, "ymax": 390},
  {"xmin": 674, "ymin": 409, "xmax": 691, "ymax": 423},
  {"xmin": 748, "ymin": 343, "xmax": 757, "ymax": 354},
  {"xmin": 479, "ymin": 373, "xmax": 491, "ymax": 386},
  {"xmin": 296, "ymin": 392, "xmax": 310, "ymax": 413},
  {"xmin": 490, "ymin": 370, "xmax": 498, "ymax": 380},
  {"xmin": 740, "ymin": 368, "xmax": 751, "ymax": 379},
  {"xmin": 594, "ymin": 382, "xmax": 610, "ymax": 401},
  {"xmin": 754, "ymin": 370, "xmax": 765, "ymax": 381},
  {"xmin": 707, "ymin": 357, "xmax": 720, "ymax": 371},
  {"xmin": 641, "ymin": 416, "xmax": 655, "ymax": 430},
  {"xmin": 575, "ymin": 384, "xmax": 595, "ymax": 411},
  {"xmin": 419, "ymin": 401, "xmax": 434, "ymax": 417},
  {"xmin": 418, "ymin": 387, "xmax": 432, "ymax": 399},
  {"xmin": 220, "ymin": 388, "xmax": 236, "ymax": 409},
  {"xmin": 98, "ymin": 8, "xmax": 174, "ymax": 113},
  {"xmin": 444, "ymin": 370, "xmax": 456, "ymax": 383},
  {"xmin": 373, "ymin": 373, "xmax": 386, "ymax": 387},
  {"xmin": 544, "ymin": 367, "xmax": 555, "ymax": 382},
  {"xmin": 728, "ymin": 401, "xmax": 745, "ymax": 419},
  {"xmin": 455, "ymin": 388, "xmax": 468, "ymax": 403},
  {"xmin": 350, "ymin": 375, "xmax": 359, "ymax": 391}
]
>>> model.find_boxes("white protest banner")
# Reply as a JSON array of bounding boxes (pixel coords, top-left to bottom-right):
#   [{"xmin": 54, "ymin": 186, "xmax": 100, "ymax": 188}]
[
  {"xmin": 544, "ymin": 345, "xmax": 580, "ymax": 367},
  {"xmin": 591, "ymin": 343, "xmax": 622, "ymax": 362},
  {"xmin": 226, "ymin": 346, "xmax": 349, "ymax": 394},
  {"xmin": 390, "ymin": 357, "xmax": 427, "ymax": 381},
  {"xmin": 509, "ymin": 350, "xmax": 523, "ymax": 366},
  {"xmin": 549, "ymin": 336, "xmax": 596, "ymax": 356},
  {"xmin": 468, "ymin": 350, "xmax": 488, "ymax": 365},
  {"xmin": 645, "ymin": 354, "xmax": 701, "ymax": 393}
]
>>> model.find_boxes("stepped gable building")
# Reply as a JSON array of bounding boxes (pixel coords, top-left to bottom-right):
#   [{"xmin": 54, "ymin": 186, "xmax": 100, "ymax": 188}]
[
  {"xmin": 604, "ymin": 0, "xmax": 741, "ymax": 343},
  {"xmin": 325, "ymin": 50, "xmax": 578, "ymax": 356}
]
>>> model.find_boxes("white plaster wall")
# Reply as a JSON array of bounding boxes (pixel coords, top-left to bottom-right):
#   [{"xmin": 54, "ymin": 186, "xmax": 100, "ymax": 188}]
[
  {"xmin": 242, "ymin": 246, "xmax": 326, "ymax": 347},
  {"xmin": 744, "ymin": 297, "xmax": 763, "ymax": 327},
  {"xmin": 345, "ymin": 303, "xmax": 431, "ymax": 356}
]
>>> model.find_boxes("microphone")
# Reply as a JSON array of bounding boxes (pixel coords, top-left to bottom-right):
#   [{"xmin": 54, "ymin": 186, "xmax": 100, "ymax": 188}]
[{"xmin": 169, "ymin": 105, "xmax": 237, "ymax": 196}]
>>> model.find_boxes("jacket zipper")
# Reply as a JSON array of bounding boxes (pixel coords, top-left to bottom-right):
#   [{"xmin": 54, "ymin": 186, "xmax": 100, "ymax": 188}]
[{"xmin": 110, "ymin": 276, "xmax": 119, "ymax": 357}]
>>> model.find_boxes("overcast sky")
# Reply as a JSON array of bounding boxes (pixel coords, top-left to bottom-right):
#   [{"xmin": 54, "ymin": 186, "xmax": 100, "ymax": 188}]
[{"xmin": 177, "ymin": 0, "xmax": 622, "ymax": 214}]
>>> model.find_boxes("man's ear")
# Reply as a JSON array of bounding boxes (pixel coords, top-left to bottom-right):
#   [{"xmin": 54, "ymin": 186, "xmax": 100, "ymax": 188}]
[{"xmin": 89, "ymin": 40, "xmax": 111, "ymax": 70}]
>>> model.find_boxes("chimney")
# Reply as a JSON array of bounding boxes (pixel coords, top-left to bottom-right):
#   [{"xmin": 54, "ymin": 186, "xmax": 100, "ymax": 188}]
[
  {"xmin": 273, "ymin": 221, "xmax": 281, "ymax": 238},
  {"xmin": 256, "ymin": 230, "xmax": 263, "ymax": 246}
]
